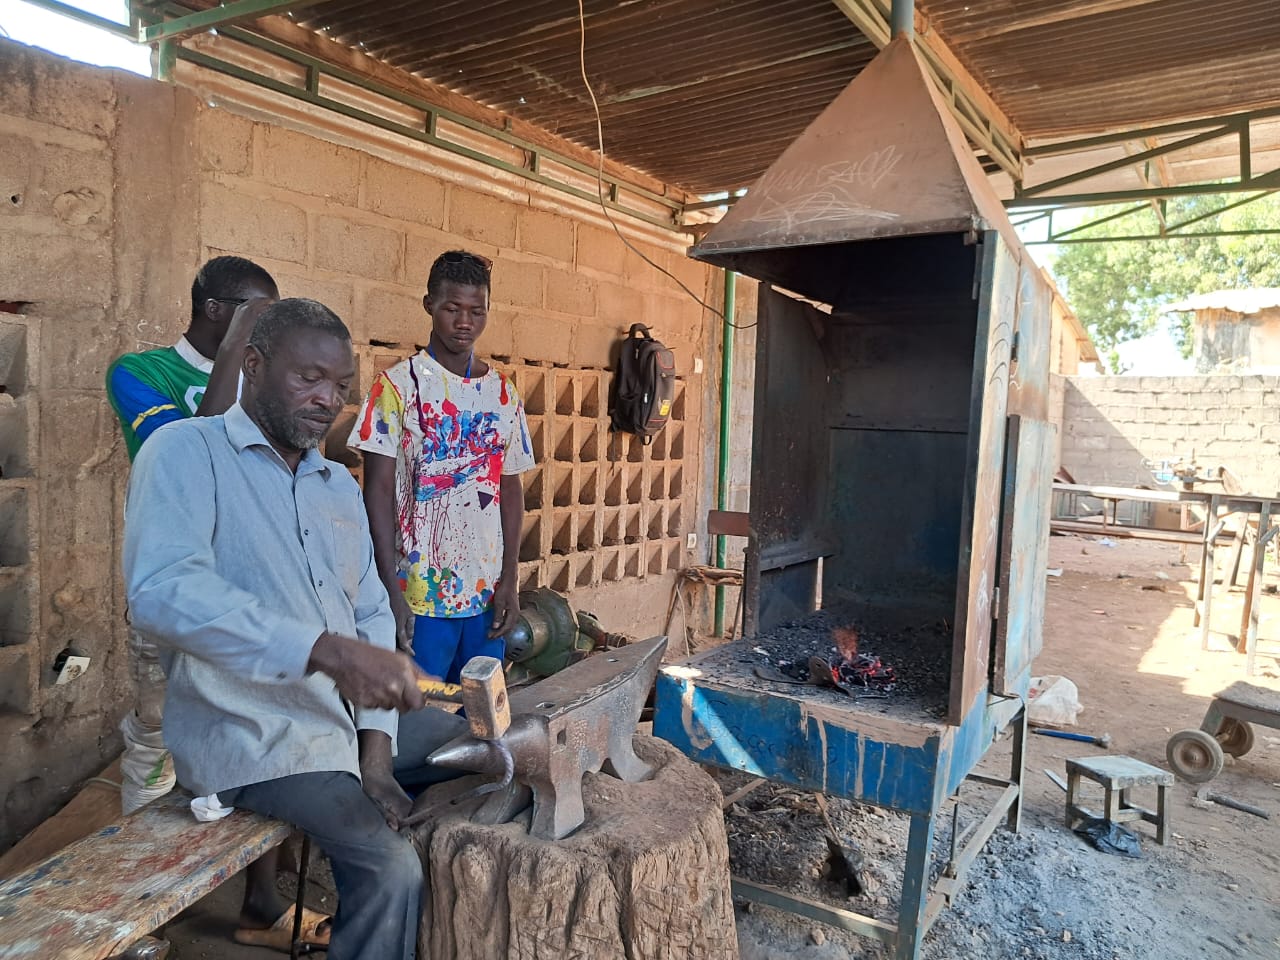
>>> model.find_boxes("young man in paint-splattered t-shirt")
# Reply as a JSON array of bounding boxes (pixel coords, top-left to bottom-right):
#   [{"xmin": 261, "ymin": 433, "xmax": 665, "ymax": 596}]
[{"xmin": 350, "ymin": 251, "xmax": 534, "ymax": 684}]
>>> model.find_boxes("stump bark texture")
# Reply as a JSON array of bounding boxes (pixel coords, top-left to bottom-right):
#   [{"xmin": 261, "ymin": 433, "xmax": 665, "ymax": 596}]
[{"xmin": 409, "ymin": 735, "xmax": 738, "ymax": 960}]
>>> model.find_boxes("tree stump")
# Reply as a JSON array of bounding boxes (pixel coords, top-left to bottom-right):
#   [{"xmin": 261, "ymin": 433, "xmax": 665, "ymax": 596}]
[{"xmin": 408, "ymin": 735, "xmax": 738, "ymax": 960}]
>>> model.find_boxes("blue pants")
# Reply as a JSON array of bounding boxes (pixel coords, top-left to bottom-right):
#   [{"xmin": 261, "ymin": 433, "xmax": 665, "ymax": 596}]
[{"xmin": 412, "ymin": 609, "xmax": 504, "ymax": 684}]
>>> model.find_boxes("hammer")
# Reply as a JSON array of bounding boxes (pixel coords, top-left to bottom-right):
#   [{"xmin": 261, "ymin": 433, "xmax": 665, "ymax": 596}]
[
  {"xmin": 417, "ymin": 656, "xmax": 511, "ymax": 743},
  {"xmin": 416, "ymin": 657, "xmax": 515, "ymax": 797},
  {"xmin": 1195, "ymin": 785, "xmax": 1270, "ymax": 819},
  {"xmin": 1031, "ymin": 728, "xmax": 1112, "ymax": 748}
]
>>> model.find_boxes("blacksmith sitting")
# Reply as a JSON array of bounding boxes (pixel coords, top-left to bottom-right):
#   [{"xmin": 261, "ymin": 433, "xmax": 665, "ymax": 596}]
[{"xmin": 123, "ymin": 298, "xmax": 462, "ymax": 960}]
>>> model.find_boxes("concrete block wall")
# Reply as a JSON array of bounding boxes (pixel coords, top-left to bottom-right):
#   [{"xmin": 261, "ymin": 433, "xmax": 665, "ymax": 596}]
[
  {"xmin": 0, "ymin": 38, "xmax": 713, "ymax": 849},
  {"xmin": 0, "ymin": 43, "xmax": 202, "ymax": 849},
  {"xmin": 191, "ymin": 103, "xmax": 711, "ymax": 639},
  {"xmin": 1060, "ymin": 375, "xmax": 1280, "ymax": 495}
]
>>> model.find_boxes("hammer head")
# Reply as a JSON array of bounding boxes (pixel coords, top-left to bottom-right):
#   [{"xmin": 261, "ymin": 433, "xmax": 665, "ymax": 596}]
[
  {"xmin": 1097, "ymin": 733, "xmax": 1113, "ymax": 748},
  {"xmin": 460, "ymin": 656, "xmax": 510, "ymax": 741}
]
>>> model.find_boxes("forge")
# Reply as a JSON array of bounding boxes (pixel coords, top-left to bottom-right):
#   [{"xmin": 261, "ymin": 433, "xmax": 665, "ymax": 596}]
[{"xmin": 653, "ymin": 35, "xmax": 1056, "ymax": 960}]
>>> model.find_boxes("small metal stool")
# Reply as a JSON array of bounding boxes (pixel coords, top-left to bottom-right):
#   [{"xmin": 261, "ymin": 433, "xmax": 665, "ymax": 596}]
[{"xmin": 1065, "ymin": 756, "xmax": 1173, "ymax": 845}]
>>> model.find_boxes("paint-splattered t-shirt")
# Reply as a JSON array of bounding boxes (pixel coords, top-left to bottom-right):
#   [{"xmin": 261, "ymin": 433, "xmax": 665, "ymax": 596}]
[{"xmin": 349, "ymin": 351, "xmax": 534, "ymax": 618}]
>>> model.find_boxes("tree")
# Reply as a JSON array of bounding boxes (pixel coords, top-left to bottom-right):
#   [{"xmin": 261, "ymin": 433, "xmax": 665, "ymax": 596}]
[{"xmin": 1043, "ymin": 193, "xmax": 1280, "ymax": 369}]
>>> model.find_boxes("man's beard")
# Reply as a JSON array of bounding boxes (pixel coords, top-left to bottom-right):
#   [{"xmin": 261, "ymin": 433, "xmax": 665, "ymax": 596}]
[{"xmin": 252, "ymin": 391, "xmax": 329, "ymax": 452}]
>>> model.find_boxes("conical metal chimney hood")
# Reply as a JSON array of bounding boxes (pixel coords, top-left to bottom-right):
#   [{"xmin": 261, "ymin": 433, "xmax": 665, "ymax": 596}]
[{"xmin": 690, "ymin": 36, "xmax": 1015, "ymax": 303}]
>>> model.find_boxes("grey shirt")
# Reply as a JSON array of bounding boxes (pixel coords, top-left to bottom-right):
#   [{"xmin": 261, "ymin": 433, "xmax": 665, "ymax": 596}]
[{"xmin": 123, "ymin": 402, "xmax": 396, "ymax": 797}]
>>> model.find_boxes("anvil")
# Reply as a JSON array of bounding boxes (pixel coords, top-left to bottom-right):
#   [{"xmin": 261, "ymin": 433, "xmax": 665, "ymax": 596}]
[{"xmin": 426, "ymin": 635, "xmax": 667, "ymax": 840}]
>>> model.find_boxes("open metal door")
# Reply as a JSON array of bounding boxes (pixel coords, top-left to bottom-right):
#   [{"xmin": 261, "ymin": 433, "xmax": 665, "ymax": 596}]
[
  {"xmin": 949, "ymin": 231, "xmax": 1015, "ymax": 723},
  {"xmin": 993, "ymin": 260, "xmax": 1056, "ymax": 693},
  {"xmin": 743, "ymin": 285, "xmax": 834, "ymax": 636}
]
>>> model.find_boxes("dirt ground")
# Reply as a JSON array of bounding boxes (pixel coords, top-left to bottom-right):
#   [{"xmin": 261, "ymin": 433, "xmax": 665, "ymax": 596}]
[{"xmin": 160, "ymin": 533, "xmax": 1280, "ymax": 959}]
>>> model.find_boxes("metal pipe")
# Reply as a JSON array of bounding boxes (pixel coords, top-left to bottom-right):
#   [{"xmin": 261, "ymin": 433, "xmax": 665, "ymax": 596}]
[
  {"xmin": 713, "ymin": 269, "xmax": 737, "ymax": 638},
  {"xmin": 891, "ymin": 0, "xmax": 914, "ymax": 39}
]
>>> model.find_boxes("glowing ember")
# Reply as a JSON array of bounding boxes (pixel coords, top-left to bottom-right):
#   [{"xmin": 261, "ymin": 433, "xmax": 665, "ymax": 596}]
[
  {"xmin": 832, "ymin": 626, "xmax": 860, "ymax": 660},
  {"xmin": 833, "ymin": 652, "xmax": 896, "ymax": 691}
]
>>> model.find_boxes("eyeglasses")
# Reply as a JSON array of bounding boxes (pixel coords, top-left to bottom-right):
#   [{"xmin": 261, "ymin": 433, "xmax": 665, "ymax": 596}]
[{"xmin": 208, "ymin": 297, "xmax": 248, "ymax": 306}]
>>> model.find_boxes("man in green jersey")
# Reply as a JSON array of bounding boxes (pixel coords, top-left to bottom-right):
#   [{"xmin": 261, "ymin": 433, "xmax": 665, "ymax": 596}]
[{"xmin": 107, "ymin": 257, "xmax": 330, "ymax": 951}]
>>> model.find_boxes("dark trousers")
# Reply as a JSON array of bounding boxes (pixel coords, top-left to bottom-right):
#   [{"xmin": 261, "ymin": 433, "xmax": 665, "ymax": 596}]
[{"xmin": 221, "ymin": 708, "xmax": 468, "ymax": 960}]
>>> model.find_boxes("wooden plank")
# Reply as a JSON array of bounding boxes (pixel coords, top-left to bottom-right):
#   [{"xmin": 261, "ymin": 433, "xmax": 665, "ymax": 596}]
[
  {"xmin": 0, "ymin": 792, "xmax": 289, "ymax": 960},
  {"xmin": 707, "ymin": 510, "xmax": 750, "ymax": 538},
  {"xmin": 0, "ymin": 760, "xmax": 122, "ymax": 881},
  {"xmin": 1049, "ymin": 519, "xmax": 1229, "ymax": 545}
]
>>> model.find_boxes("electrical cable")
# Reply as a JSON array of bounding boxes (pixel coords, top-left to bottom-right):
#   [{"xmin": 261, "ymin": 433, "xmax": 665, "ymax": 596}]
[{"xmin": 575, "ymin": 0, "xmax": 757, "ymax": 330}]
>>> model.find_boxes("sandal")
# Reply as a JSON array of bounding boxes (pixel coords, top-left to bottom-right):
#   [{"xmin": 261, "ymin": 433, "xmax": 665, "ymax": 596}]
[{"xmin": 233, "ymin": 905, "xmax": 331, "ymax": 953}]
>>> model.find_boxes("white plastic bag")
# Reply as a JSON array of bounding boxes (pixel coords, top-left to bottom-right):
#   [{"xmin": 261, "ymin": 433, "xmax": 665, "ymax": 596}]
[{"xmin": 1027, "ymin": 675, "xmax": 1083, "ymax": 727}]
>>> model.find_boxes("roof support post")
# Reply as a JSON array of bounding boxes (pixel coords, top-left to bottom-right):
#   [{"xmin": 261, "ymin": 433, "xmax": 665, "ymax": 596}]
[{"xmin": 891, "ymin": 0, "xmax": 915, "ymax": 39}]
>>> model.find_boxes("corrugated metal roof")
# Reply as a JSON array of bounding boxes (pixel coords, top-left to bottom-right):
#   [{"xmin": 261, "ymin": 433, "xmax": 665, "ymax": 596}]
[
  {"xmin": 262, "ymin": 0, "xmax": 1280, "ymax": 196},
  {"xmin": 296, "ymin": 0, "xmax": 877, "ymax": 194},
  {"xmin": 923, "ymin": 0, "xmax": 1280, "ymax": 140},
  {"xmin": 1163, "ymin": 289, "xmax": 1280, "ymax": 315}
]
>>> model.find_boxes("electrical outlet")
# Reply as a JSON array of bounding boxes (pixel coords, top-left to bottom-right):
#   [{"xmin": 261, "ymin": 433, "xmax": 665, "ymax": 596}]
[
  {"xmin": 686, "ymin": 533, "xmax": 698, "ymax": 550},
  {"xmin": 693, "ymin": 357, "xmax": 703, "ymax": 374},
  {"xmin": 54, "ymin": 655, "xmax": 91, "ymax": 685}
]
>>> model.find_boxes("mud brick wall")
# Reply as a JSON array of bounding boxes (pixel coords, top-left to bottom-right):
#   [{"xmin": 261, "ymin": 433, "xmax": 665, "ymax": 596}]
[
  {"xmin": 0, "ymin": 38, "xmax": 714, "ymax": 851},
  {"xmin": 1060, "ymin": 375, "xmax": 1280, "ymax": 495}
]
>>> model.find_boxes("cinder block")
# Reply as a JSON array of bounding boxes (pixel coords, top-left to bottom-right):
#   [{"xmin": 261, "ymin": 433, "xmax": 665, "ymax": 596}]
[
  {"xmin": 197, "ymin": 106, "xmax": 254, "ymax": 175},
  {"xmin": 361, "ymin": 285, "xmax": 428, "ymax": 347},
  {"xmin": 0, "ymin": 134, "xmax": 113, "ymax": 231},
  {"xmin": 314, "ymin": 215, "xmax": 403, "ymax": 283},
  {"xmin": 40, "ymin": 395, "xmax": 114, "ymax": 471},
  {"xmin": 513, "ymin": 314, "xmax": 572, "ymax": 364},
  {"xmin": 596, "ymin": 281, "xmax": 645, "ymax": 326},
  {"xmin": 259, "ymin": 125, "xmax": 361, "ymax": 205},
  {"xmin": 1223, "ymin": 422, "xmax": 1259, "ymax": 442},
  {"xmin": 1076, "ymin": 436, "xmax": 1108, "ymax": 450},
  {"xmin": 544, "ymin": 271, "xmax": 596, "ymax": 318},
  {"xmin": 274, "ymin": 274, "xmax": 355, "ymax": 328},
  {"xmin": 491, "ymin": 259, "xmax": 544, "ymax": 310},
  {"xmin": 37, "ymin": 304, "xmax": 119, "ymax": 392},
  {"xmin": 363, "ymin": 155, "xmax": 446, "ymax": 229},
  {"xmin": 200, "ymin": 181, "xmax": 308, "ymax": 264},
  {"xmin": 448, "ymin": 188, "xmax": 517, "ymax": 248},
  {"xmin": 518, "ymin": 207, "xmax": 574, "ymax": 262},
  {"xmin": 0, "ymin": 232, "xmax": 112, "ymax": 303},
  {"xmin": 663, "ymin": 250, "xmax": 711, "ymax": 299},
  {"xmin": 576, "ymin": 223, "xmax": 627, "ymax": 277},
  {"xmin": 26, "ymin": 54, "xmax": 117, "ymax": 139},
  {"xmin": 572, "ymin": 322, "xmax": 624, "ymax": 368},
  {"xmin": 481, "ymin": 308, "xmax": 515, "ymax": 358}
]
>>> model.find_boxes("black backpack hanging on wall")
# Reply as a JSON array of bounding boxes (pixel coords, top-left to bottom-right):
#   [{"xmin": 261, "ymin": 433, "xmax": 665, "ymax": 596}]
[{"xmin": 609, "ymin": 323, "xmax": 676, "ymax": 445}]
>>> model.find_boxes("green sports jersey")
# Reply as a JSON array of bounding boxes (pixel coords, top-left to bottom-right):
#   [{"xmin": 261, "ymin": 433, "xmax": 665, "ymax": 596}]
[{"xmin": 106, "ymin": 343, "xmax": 211, "ymax": 461}]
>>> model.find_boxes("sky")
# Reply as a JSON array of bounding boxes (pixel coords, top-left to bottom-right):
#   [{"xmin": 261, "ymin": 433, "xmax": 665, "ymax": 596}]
[{"xmin": 0, "ymin": 0, "xmax": 149, "ymax": 74}]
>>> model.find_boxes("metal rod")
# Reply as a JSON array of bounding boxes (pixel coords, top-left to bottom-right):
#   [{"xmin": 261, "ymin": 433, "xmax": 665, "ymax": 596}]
[
  {"xmin": 1020, "ymin": 126, "xmax": 1231, "ymax": 198},
  {"xmin": 713, "ymin": 269, "xmax": 737, "ymax": 638},
  {"xmin": 216, "ymin": 24, "xmax": 680, "ymax": 210},
  {"xmin": 730, "ymin": 878, "xmax": 897, "ymax": 945},
  {"xmin": 890, "ymin": 0, "xmax": 914, "ymax": 38},
  {"xmin": 1024, "ymin": 105, "xmax": 1280, "ymax": 158},
  {"xmin": 140, "ymin": 0, "xmax": 327, "ymax": 44},
  {"xmin": 174, "ymin": 46, "xmax": 679, "ymax": 230}
]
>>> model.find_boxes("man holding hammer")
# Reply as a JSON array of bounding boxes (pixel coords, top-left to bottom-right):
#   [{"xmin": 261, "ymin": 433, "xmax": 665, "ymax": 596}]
[{"xmin": 124, "ymin": 298, "xmax": 466, "ymax": 960}]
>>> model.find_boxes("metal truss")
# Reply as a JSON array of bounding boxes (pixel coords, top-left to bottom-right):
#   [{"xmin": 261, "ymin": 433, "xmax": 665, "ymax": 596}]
[
  {"xmin": 1010, "ymin": 107, "xmax": 1280, "ymax": 209},
  {"xmin": 1012, "ymin": 190, "xmax": 1280, "ymax": 245}
]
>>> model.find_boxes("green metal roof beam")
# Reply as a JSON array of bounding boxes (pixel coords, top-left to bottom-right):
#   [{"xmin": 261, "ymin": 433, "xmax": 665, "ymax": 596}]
[{"xmin": 138, "ymin": 1, "xmax": 328, "ymax": 44}]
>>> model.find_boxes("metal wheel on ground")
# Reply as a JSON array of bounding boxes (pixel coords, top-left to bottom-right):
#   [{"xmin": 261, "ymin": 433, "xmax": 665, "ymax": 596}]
[
  {"xmin": 1166, "ymin": 729, "xmax": 1224, "ymax": 783},
  {"xmin": 1215, "ymin": 717, "xmax": 1254, "ymax": 757}
]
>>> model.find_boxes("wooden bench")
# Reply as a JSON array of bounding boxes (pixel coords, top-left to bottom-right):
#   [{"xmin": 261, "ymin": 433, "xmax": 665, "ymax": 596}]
[{"xmin": 0, "ymin": 792, "xmax": 290, "ymax": 960}]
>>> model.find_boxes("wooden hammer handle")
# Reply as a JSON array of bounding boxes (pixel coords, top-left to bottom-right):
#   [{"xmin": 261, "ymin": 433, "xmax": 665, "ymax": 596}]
[{"xmin": 417, "ymin": 677, "xmax": 463, "ymax": 701}]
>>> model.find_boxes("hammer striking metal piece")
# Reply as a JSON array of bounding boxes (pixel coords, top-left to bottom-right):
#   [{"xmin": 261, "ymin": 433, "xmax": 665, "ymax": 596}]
[
  {"xmin": 1031, "ymin": 728, "xmax": 1112, "ymax": 748},
  {"xmin": 428, "ymin": 636, "xmax": 667, "ymax": 840}
]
